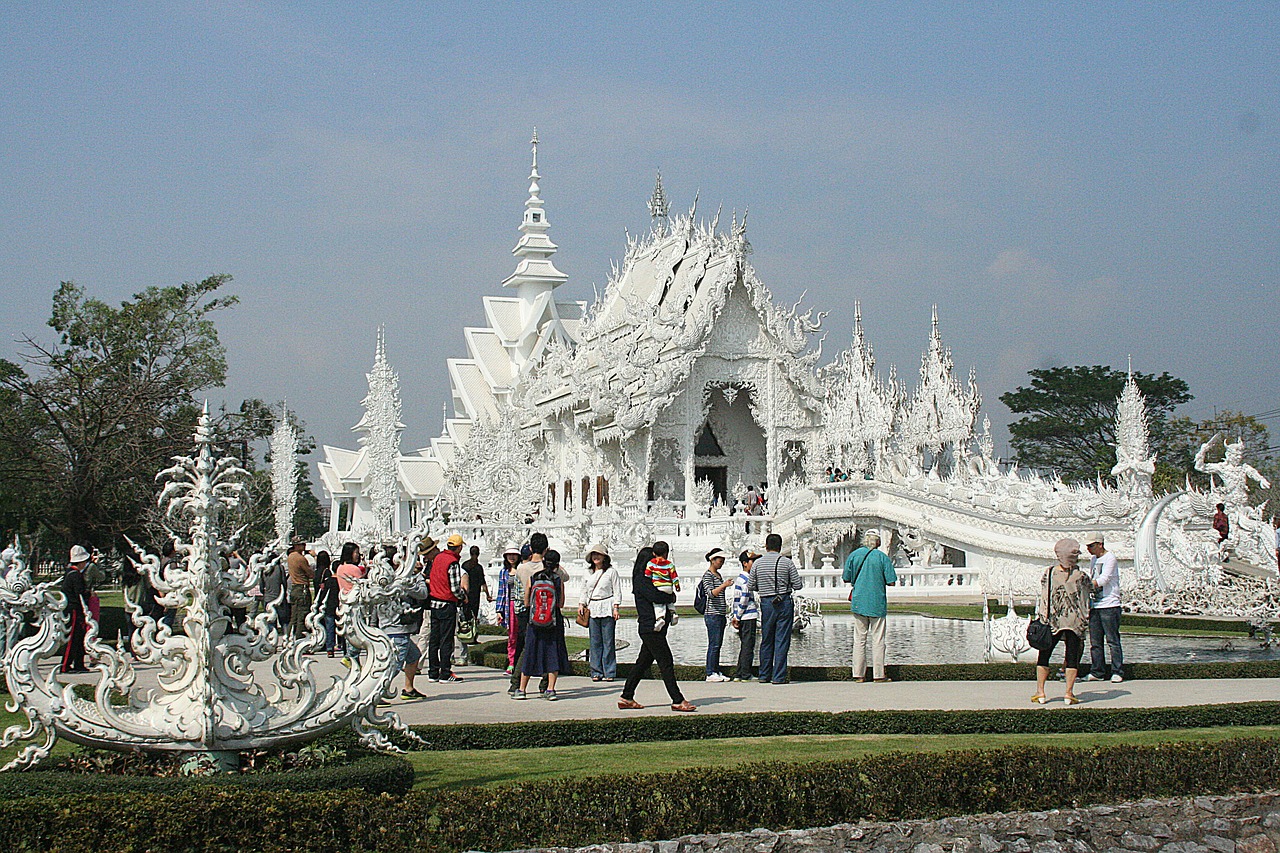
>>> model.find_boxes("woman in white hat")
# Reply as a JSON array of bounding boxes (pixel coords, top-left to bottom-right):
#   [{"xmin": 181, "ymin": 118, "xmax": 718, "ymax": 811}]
[
  {"xmin": 495, "ymin": 544, "xmax": 523, "ymax": 673},
  {"xmin": 578, "ymin": 543, "xmax": 621, "ymax": 681},
  {"xmin": 698, "ymin": 548, "xmax": 735, "ymax": 682}
]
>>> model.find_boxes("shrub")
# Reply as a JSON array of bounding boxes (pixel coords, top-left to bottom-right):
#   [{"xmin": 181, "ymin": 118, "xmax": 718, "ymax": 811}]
[
  {"xmin": 2, "ymin": 738, "xmax": 1278, "ymax": 852},
  {"xmin": 408, "ymin": 700, "xmax": 1280, "ymax": 751}
]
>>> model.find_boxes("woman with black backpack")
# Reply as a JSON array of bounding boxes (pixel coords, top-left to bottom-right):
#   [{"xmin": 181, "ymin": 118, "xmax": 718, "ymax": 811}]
[
  {"xmin": 513, "ymin": 549, "xmax": 570, "ymax": 701},
  {"xmin": 698, "ymin": 548, "xmax": 734, "ymax": 683}
]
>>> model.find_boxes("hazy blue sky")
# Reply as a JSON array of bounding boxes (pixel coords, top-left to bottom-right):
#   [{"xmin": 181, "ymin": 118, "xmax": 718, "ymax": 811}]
[{"xmin": 2, "ymin": 3, "xmax": 1276, "ymax": 471}]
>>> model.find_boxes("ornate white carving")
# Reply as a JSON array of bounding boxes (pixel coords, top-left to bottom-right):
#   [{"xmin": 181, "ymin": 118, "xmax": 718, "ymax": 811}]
[
  {"xmin": 270, "ymin": 405, "xmax": 299, "ymax": 545},
  {"xmin": 0, "ymin": 408, "xmax": 420, "ymax": 771},
  {"xmin": 357, "ymin": 328, "xmax": 403, "ymax": 535},
  {"xmin": 896, "ymin": 307, "xmax": 980, "ymax": 460},
  {"xmin": 1113, "ymin": 371, "xmax": 1155, "ymax": 500}
]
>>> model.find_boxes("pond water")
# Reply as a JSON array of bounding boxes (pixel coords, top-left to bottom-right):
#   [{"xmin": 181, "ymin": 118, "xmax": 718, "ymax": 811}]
[{"xmin": 567, "ymin": 614, "xmax": 1280, "ymax": 667}]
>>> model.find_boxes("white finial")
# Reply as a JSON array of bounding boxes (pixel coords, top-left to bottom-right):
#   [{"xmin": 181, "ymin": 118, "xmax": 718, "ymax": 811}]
[
  {"xmin": 375, "ymin": 325, "xmax": 387, "ymax": 365},
  {"xmin": 530, "ymin": 127, "xmax": 538, "ymax": 167},
  {"xmin": 442, "ymin": 402, "xmax": 448, "ymax": 432},
  {"xmin": 648, "ymin": 171, "xmax": 669, "ymax": 227},
  {"xmin": 1127, "ymin": 353, "xmax": 1133, "ymax": 377}
]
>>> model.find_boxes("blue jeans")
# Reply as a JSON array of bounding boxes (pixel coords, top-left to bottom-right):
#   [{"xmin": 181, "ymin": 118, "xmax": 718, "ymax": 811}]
[
  {"xmin": 1089, "ymin": 606, "xmax": 1124, "ymax": 677},
  {"xmin": 704, "ymin": 613, "xmax": 727, "ymax": 675},
  {"xmin": 757, "ymin": 595, "xmax": 795, "ymax": 683},
  {"xmin": 321, "ymin": 614, "xmax": 337, "ymax": 654},
  {"xmin": 588, "ymin": 616, "xmax": 617, "ymax": 679}
]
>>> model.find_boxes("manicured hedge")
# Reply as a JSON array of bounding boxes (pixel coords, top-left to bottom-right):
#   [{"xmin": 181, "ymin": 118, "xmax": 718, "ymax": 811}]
[
  {"xmin": 0, "ymin": 752, "xmax": 415, "ymax": 799},
  {"xmin": 469, "ymin": 639, "xmax": 1280, "ymax": 682},
  {"xmin": 409, "ymin": 700, "xmax": 1280, "ymax": 751},
  {"xmin": 2, "ymin": 738, "xmax": 1278, "ymax": 852}
]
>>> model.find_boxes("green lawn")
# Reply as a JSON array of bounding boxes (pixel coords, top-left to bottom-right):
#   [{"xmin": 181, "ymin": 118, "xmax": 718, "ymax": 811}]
[{"xmin": 403, "ymin": 725, "xmax": 1280, "ymax": 791}]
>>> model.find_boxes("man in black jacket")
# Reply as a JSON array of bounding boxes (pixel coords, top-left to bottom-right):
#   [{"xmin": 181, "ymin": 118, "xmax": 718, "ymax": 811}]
[{"xmin": 60, "ymin": 545, "xmax": 93, "ymax": 673}]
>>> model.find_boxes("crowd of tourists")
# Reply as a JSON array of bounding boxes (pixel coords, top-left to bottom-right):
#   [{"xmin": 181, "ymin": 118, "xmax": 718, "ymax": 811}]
[{"xmin": 49, "ymin": 524, "xmax": 1129, "ymax": 708}]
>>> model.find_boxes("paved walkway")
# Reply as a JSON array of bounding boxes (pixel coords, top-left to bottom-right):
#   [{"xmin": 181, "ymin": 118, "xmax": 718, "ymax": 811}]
[
  {"xmin": 372, "ymin": 663, "xmax": 1280, "ymax": 726},
  {"xmin": 53, "ymin": 658, "xmax": 1279, "ymax": 727}
]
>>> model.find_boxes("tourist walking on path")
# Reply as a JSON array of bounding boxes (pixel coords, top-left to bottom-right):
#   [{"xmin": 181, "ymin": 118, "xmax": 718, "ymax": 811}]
[
  {"xmin": 578, "ymin": 543, "xmax": 621, "ymax": 682},
  {"xmin": 495, "ymin": 544, "xmax": 522, "ymax": 672},
  {"xmin": 316, "ymin": 551, "xmax": 339, "ymax": 657},
  {"xmin": 335, "ymin": 541, "xmax": 367, "ymax": 665},
  {"xmin": 699, "ymin": 548, "xmax": 734, "ymax": 682},
  {"xmin": 747, "ymin": 533, "xmax": 803, "ymax": 684},
  {"xmin": 458, "ymin": 545, "xmax": 490, "ymax": 666},
  {"xmin": 286, "ymin": 537, "xmax": 313, "ymax": 639},
  {"xmin": 60, "ymin": 545, "xmax": 93, "ymax": 673},
  {"xmin": 427, "ymin": 534, "xmax": 467, "ymax": 683},
  {"xmin": 843, "ymin": 531, "xmax": 898, "ymax": 682},
  {"xmin": 730, "ymin": 549, "xmax": 760, "ymax": 681},
  {"xmin": 619, "ymin": 546, "xmax": 697, "ymax": 712},
  {"xmin": 372, "ymin": 565, "xmax": 429, "ymax": 700},
  {"xmin": 1032, "ymin": 538, "xmax": 1094, "ymax": 705},
  {"xmin": 1083, "ymin": 532, "xmax": 1124, "ymax": 683},
  {"xmin": 510, "ymin": 534, "xmax": 557, "ymax": 694},
  {"xmin": 514, "ymin": 549, "xmax": 570, "ymax": 700}
]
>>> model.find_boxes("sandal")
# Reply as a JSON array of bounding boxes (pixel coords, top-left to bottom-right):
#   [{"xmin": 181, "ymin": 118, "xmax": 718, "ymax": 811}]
[
  {"xmin": 1030, "ymin": 694, "xmax": 1048, "ymax": 704},
  {"xmin": 617, "ymin": 698, "xmax": 644, "ymax": 710},
  {"xmin": 671, "ymin": 701, "xmax": 698, "ymax": 712},
  {"xmin": 1065, "ymin": 694, "xmax": 1081, "ymax": 706}
]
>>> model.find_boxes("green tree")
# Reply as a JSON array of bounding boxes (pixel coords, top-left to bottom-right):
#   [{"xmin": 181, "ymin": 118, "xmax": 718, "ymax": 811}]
[
  {"xmin": 999, "ymin": 365, "xmax": 1192, "ymax": 485},
  {"xmin": 0, "ymin": 277, "xmax": 236, "ymax": 549}
]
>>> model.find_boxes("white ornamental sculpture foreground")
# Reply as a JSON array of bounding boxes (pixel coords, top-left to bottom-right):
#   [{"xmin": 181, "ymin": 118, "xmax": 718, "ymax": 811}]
[{"xmin": 0, "ymin": 408, "xmax": 420, "ymax": 771}]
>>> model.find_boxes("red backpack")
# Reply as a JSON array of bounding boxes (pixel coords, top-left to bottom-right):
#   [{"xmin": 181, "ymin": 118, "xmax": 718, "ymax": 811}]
[{"xmin": 529, "ymin": 573, "xmax": 559, "ymax": 628}]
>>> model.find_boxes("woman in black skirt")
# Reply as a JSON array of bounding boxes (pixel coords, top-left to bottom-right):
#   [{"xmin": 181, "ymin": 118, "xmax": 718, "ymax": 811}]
[{"xmin": 514, "ymin": 549, "xmax": 571, "ymax": 701}]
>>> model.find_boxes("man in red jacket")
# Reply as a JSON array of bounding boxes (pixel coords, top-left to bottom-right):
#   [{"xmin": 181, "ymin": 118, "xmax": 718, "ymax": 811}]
[{"xmin": 427, "ymin": 533, "xmax": 467, "ymax": 683}]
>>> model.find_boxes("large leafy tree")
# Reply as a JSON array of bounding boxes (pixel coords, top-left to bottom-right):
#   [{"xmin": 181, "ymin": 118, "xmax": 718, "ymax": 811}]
[
  {"xmin": 999, "ymin": 365, "xmax": 1192, "ymax": 485},
  {"xmin": 0, "ymin": 276, "xmax": 236, "ymax": 549}
]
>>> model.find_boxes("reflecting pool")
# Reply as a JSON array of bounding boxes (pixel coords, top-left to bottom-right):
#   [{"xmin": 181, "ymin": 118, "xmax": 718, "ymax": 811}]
[{"xmin": 567, "ymin": 613, "xmax": 1280, "ymax": 668}]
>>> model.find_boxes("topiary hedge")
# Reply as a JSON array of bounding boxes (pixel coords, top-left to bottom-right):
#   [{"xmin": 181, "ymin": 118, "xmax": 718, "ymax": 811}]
[
  {"xmin": 0, "ymin": 751, "xmax": 415, "ymax": 799},
  {"xmin": 469, "ymin": 638, "xmax": 1280, "ymax": 681},
  {"xmin": 2, "ymin": 737, "xmax": 1279, "ymax": 852},
  {"xmin": 408, "ymin": 700, "xmax": 1280, "ymax": 751}
]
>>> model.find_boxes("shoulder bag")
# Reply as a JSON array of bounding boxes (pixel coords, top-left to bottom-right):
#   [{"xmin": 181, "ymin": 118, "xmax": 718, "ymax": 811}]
[
  {"xmin": 576, "ymin": 569, "xmax": 605, "ymax": 628},
  {"xmin": 1026, "ymin": 568, "xmax": 1056, "ymax": 651}
]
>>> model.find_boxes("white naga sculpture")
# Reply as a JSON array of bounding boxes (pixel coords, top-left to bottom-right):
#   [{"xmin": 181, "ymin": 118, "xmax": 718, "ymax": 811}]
[
  {"xmin": 0, "ymin": 408, "xmax": 420, "ymax": 772},
  {"xmin": 1195, "ymin": 433, "xmax": 1274, "ymax": 567}
]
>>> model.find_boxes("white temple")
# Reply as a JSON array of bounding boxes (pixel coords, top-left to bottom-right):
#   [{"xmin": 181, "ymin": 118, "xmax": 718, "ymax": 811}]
[{"xmin": 318, "ymin": 133, "xmax": 1277, "ymax": 622}]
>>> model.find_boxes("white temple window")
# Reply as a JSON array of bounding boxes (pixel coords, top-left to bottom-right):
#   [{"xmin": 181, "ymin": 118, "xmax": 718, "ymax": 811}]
[
  {"xmin": 694, "ymin": 423, "xmax": 726, "ymax": 457},
  {"xmin": 596, "ymin": 475, "xmax": 609, "ymax": 507},
  {"xmin": 581, "ymin": 476, "xmax": 590, "ymax": 510},
  {"xmin": 532, "ymin": 212, "xmax": 541, "ymax": 222},
  {"xmin": 564, "ymin": 479, "xmax": 572, "ymax": 510}
]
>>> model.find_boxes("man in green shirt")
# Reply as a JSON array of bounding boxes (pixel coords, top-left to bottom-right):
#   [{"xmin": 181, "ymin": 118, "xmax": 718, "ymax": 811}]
[{"xmin": 843, "ymin": 531, "xmax": 897, "ymax": 683}]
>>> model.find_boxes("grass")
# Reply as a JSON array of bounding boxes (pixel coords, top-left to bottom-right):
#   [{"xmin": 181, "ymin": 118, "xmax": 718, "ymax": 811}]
[{"xmin": 403, "ymin": 724, "xmax": 1280, "ymax": 791}]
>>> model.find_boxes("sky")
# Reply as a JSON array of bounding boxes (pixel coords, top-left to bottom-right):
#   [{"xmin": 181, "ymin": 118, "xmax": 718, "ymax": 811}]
[{"xmin": 1, "ymin": 2, "xmax": 1277, "ymax": 479}]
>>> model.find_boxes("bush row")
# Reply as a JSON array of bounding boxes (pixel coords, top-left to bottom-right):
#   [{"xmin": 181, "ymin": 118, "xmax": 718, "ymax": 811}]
[
  {"xmin": 470, "ymin": 640, "xmax": 1280, "ymax": 682},
  {"xmin": 0, "ymin": 752, "xmax": 414, "ymax": 799},
  {"xmin": 410, "ymin": 700, "xmax": 1280, "ymax": 751},
  {"xmin": 3, "ymin": 737, "xmax": 1280, "ymax": 852}
]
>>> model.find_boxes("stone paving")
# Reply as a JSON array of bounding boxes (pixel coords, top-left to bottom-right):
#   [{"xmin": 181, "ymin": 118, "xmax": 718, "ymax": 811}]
[{"xmin": 56, "ymin": 656, "xmax": 1278, "ymax": 726}]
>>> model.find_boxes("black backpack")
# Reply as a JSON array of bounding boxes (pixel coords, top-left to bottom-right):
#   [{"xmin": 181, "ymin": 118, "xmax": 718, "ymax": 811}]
[{"xmin": 693, "ymin": 575, "xmax": 708, "ymax": 615}]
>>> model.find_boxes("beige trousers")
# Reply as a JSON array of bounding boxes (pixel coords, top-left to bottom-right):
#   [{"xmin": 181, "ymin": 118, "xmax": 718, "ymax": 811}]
[{"xmin": 852, "ymin": 613, "xmax": 887, "ymax": 680}]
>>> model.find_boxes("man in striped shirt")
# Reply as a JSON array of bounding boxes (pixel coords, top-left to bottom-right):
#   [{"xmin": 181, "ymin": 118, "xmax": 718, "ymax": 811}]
[{"xmin": 746, "ymin": 533, "xmax": 803, "ymax": 684}]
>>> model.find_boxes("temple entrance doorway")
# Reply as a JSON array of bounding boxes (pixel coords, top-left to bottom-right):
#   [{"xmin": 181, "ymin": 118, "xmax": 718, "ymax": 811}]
[{"xmin": 694, "ymin": 465, "xmax": 728, "ymax": 504}]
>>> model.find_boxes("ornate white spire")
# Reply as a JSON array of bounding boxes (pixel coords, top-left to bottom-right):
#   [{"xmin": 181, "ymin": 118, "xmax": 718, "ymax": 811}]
[
  {"xmin": 820, "ymin": 302, "xmax": 895, "ymax": 477},
  {"xmin": 648, "ymin": 171, "xmax": 669, "ymax": 232},
  {"xmin": 897, "ymin": 308, "xmax": 981, "ymax": 458},
  {"xmin": 354, "ymin": 327, "xmax": 404, "ymax": 534},
  {"xmin": 269, "ymin": 404, "xmax": 299, "ymax": 546},
  {"xmin": 502, "ymin": 128, "xmax": 568, "ymax": 302},
  {"xmin": 1112, "ymin": 360, "xmax": 1155, "ymax": 499}
]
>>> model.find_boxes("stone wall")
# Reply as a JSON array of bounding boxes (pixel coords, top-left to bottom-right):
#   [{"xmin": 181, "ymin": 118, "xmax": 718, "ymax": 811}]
[{"xmin": 513, "ymin": 791, "xmax": 1280, "ymax": 853}]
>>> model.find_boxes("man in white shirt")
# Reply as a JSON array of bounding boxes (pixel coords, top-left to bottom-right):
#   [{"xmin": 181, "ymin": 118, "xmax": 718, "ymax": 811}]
[{"xmin": 1083, "ymin": 532, "xmax": 1124, "ymax": 684}]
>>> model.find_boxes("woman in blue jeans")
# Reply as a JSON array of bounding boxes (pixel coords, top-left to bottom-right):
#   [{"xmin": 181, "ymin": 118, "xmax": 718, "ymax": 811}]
[
  {"xmin": 699, "ymin": 548, "xmax": 735, "ymax": 683},
  {"xmin": 577, "ymin": 543, "xmax": 621, "ymax": 681}
]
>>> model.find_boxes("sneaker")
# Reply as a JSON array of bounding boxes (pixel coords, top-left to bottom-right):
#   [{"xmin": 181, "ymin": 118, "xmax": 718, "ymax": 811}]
[
  {"xmin": 440, "ymin": 674, "xmax": 464, "ymax": 683},
  {"xmin": 425, "ymin": 676, "xmax": 439, "ymax": 683},
  {"xmin": 340, "ymin": 658, "xmax": 352, "ymax": 669},
  {"xmin": 1083, "ymin": 673, "xmax": 1104, "ymax": 682},
  {"xmin": 1110, "ymin": 673, "xmax": 1124, "ymax": 683},
  {"xmin": 511, "ymin": 690, "xmax": 527, "ymax": 700},
  {"xmin": 399, "ymin": 689, "xmax": 426, "ymax": 700},
  {"xmin": 652, "ymin": 619, "xmax": 667, "ymax": 632},
  {"xmin": 544, "ymin": 690, "xmax": 558, "ymax": 701}
]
